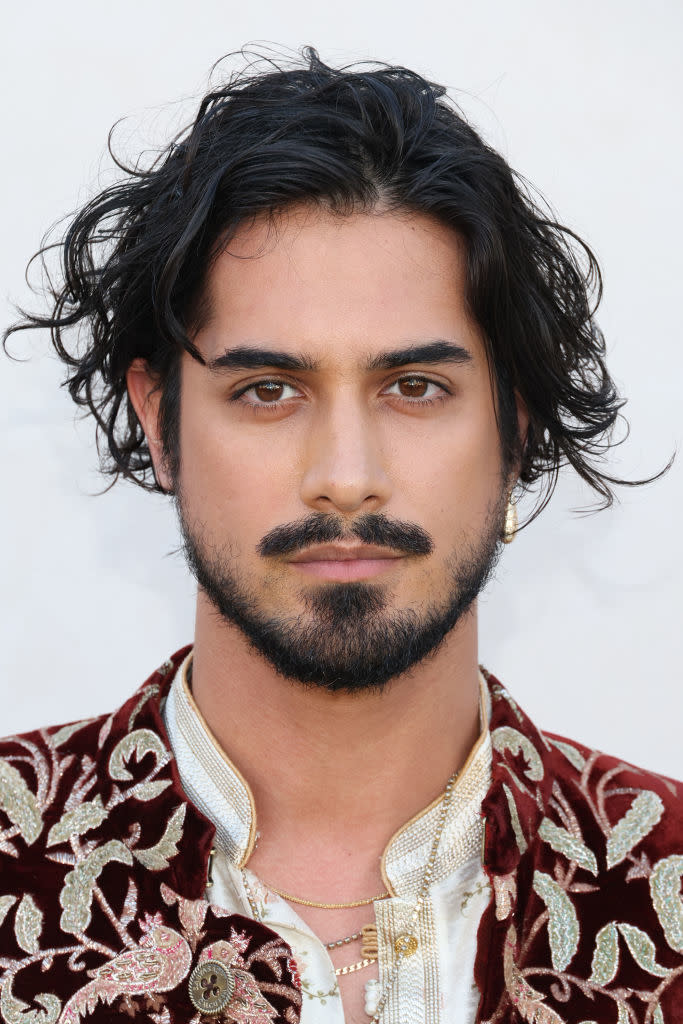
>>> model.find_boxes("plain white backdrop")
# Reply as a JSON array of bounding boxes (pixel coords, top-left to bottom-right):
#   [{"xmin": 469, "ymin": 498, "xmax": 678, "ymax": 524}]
[{"xmin": 0, "ymin": 0, "xmax": 680, "ymax": 778}]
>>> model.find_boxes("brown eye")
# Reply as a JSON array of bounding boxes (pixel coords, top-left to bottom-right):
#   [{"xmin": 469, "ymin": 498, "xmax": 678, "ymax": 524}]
[
  {"xmin": 398, "ymin": 377, "xmax": 429, "ymax": 397},
  {"xmin": 254, "ymin": 382, "xmax": 285, "ymax": 402}
]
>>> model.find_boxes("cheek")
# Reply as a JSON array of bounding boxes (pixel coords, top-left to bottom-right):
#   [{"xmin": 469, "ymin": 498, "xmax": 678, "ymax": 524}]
[
  {"xmin": 393, "ymin": 412, "xmax": 502, "ymax": 524},
  {"xmin": 178, "ymin": 405, "xmax": 298, "ymax": 532}
]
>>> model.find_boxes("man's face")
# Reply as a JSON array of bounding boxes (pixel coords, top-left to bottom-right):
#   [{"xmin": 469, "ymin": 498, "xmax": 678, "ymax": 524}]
[{"xmin": 165, "ymin": 206, "xmax": 517, "ymax": 691}]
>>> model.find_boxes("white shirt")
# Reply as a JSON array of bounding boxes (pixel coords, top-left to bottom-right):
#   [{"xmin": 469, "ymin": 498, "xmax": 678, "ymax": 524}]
[{"xmin": 163, "ymin": 654, "xmax": 491, "ymax": 1023}]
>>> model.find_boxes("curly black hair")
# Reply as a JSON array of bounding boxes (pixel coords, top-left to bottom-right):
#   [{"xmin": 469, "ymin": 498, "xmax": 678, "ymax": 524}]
[{"xmin": 4, "ymin": 47, "xmax": 659, "ymax": 520}]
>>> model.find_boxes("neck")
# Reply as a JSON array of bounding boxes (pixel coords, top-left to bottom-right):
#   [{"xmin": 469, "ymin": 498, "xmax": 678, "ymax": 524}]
[{"xmin": 190, "ymin": 591, "xmax": 482, "ymax": 882}]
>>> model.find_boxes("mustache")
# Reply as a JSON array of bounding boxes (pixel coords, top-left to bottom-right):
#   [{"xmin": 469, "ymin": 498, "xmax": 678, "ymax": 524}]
[{"xmin": 257, "ymin": 512, "xmax": 434, "ymax": 559}]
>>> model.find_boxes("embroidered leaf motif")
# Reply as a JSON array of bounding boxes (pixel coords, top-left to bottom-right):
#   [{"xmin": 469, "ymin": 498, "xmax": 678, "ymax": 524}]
[
  {"xmin": 589, "ymin": 922, "xmax": 619, "ymax": 985},
  {"xmin": 108, "ymin": 729, "xmax": 169, "ymax": 782},
  {"xmin": 0, "ymin": 974, "xmax": 61, "ymax": 1024},
  {"xmin": 532, "ymin": 870, "xmax": 579, "ymax": 971},
  {"xmin": 134, "ymin": 805, "xmax": 186, "ymax": 870},
  {"xmin": 120, "ymin": 877, "xmax": 138, "ymax": 927},
  {"xmin": 492, "ymin": 727, "xmax": 544, "ymax": 781},
  {"xmin": 606, "ymin": 791, "xmax": 664, "ymax": 869},
  {"xmin": 539, "ymin": 818, "xmax": 598, "ymax": 876},
  {"xmin": 617, "ymin": 923, "xmax": 670, "ymax": 977},
  {"xmin": 0, "ymin": 894, "xmax": 17, "ymax": 927},
  {"xmin": 46, "ymin": 795, "xmax": 108, "ymax": 847},
  {"xmin": 501, "ymin": 922, "xmax": 564, "ymax": 1023},
  {"xmin": 502, "ymin": 783, "xmax": 528, "ymax": 854},
  {"xmin": 59, "ymin": 840, "xmax": 133, "ymax": 934},
  {"xmin": 132, "ymin": 780, "xmax": 172, "ymax": 802},
  {"xmin": 616, "ymin": 1001, "xmax": 629, "ymax": 1024},
  {"xmin": 50, "ymin": 719, "xmax": 93, "ymax": 748},
  {"xmin": 653, "ymin": 1004, "xmax": 665, "ymax": 1024},
  {"xmin": 15, "ymin": 893, "xmax": 43, "ymax": 953},
  {"xmin": 650, "ymin": 854, "xmax": 683, "ymax": 952},
  {"xmin": 0, "ymin": 759, "xmax": 43, "ymax": 844},
  {"xmin": 493, "ymin": 873, "xmax": 517, "ymax": 921},
  {"xmin": 548, "ymin": 738, "xmax": 586, "ymax": 772}
]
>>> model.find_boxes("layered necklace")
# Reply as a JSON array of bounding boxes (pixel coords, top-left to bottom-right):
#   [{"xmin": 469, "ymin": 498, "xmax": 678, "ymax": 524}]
[{"xmin": 242, "ymin": 766, "xmax": 458, "ymax": 1021}]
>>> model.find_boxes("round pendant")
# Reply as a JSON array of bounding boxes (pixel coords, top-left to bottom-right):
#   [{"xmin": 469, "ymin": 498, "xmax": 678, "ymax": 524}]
[{"xmin": 394, "ymin": 933, "xmax": 418, "ymax": 957}]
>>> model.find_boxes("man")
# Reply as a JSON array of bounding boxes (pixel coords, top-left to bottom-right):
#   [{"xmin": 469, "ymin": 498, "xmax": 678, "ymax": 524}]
[{"xmin": 1, "ymin": 48, "xmax": 681, "ymax": 1024}]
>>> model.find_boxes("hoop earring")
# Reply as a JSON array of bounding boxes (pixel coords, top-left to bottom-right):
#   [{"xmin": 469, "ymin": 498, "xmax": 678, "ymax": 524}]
[{"xmin": 501, "ymin": 493, "xmax": 518, "ymax": 544}]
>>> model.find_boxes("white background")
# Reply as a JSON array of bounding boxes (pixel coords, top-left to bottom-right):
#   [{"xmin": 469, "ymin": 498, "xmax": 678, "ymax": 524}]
[{"xmin": 0, "ymin": 0, "xmax": 680, "ymax": 778}]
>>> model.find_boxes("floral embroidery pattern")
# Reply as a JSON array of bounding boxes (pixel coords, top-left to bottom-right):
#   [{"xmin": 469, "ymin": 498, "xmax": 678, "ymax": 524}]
[
  {"xmin": 0, "ymin": 658, "xmax": 301, "ymax": 1024},
  {"xmin": 480, "ymin": 681, "xmax": 683, "ymax": 1024}
]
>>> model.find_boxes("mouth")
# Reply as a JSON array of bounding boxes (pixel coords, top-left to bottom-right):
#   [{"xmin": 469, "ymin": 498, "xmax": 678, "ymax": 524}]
[{"xmin": 287, "ymin": 543, "xmax": 405, "ymax": 581}]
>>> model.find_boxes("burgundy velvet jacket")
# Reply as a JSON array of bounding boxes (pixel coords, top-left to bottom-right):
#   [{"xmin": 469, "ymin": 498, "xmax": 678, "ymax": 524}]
[{"xmin": 1, "ymin": 648, "xmax": 682, "ymax": 1023}]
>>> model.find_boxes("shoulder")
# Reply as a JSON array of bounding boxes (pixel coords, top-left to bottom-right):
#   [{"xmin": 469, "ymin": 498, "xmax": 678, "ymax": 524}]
[{"xmin": 479, "ymin": 674, "xmax": 683, "ymax": 1023}]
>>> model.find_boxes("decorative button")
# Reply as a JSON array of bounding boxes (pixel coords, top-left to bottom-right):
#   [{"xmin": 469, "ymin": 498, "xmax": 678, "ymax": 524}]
[
  {"xmin": 394, "ymin": 933, "xmax": 418, "ymax": 957},
  {"xmin": 188, "ymin": 960, "xmax": 235, "ymax": 1015}
]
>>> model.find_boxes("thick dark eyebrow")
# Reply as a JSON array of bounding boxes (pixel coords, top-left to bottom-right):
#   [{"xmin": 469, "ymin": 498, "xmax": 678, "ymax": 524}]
[
  {"xmin": 207, "ymin": 347, "xmax": 317, "ymax": 373},
  {"xmin": 365, "ymin": 340, "xmax": 473, "ymax": 371},
  {"xmin": 206, "ymin": 339, "xmax": 473, "ymax": 375}
]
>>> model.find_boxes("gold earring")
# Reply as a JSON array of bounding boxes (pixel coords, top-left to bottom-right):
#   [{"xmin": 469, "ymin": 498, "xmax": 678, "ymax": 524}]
[{"xmin": 501, "ymin": 493, "xmax": 518, "ymax": 544}]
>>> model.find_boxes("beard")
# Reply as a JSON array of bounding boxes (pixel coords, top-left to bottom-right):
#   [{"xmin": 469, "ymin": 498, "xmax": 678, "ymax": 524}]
[{"xmin": 177, "ymin": 498, "xmax": 505, "ymax": 694}]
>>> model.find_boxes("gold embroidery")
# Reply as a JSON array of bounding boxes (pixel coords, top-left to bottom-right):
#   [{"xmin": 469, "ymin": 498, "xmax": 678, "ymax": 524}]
[
  {"xmin": 538, "ymin": 817, "xmax": 597, "ymax": 876},
  {"xmin": 133, "ymin": 805, "xmax": 187, "ymax": 871},
  {"xmin": 108, "ymin": 730, "xmax": 170, "ymax": 783},
  {"xmin": 59, "ymin": 840, "xmax": 134, "ymax": 935},
  {"xmin": 532, "ymin": 871, "xmax": 579, "ymax": 972},
  {"xmin": 0, "ymin": 759, "xmax": 43, "ymax": 844},
  {"xmin": 650, "ymin": 854, "xmax": 683, "ymax": 952},
  {"xmin": 47, "ymin": 796, "xmax": 108, "ymax": 847},
  {"xmin": 606, "ymin": 791, "xmax": 664, "ymax": 869},
  {"xmin": 588, "ymin": 922, "xmax": 619, "ymax": 986},
  {"xmin": 491, "ymin": 727, "xmax": 544, "ymax": 782},
  {"xmin": 14, "ymin": 893, "xmax": 43, "ymax": 954}
]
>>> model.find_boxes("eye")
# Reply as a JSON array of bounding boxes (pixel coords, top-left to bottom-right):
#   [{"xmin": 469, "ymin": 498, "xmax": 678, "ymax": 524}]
[
  {"xmin": 384, "ymin": 376, "xmax": 447, "ymax": 401},
  {"xmin": 236, "ymin": 380, "xmax": 300, "ymax": 405}
]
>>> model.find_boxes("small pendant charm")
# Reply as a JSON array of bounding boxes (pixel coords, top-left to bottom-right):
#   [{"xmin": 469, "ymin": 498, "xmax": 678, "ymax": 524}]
[
  {"xmin": 361, "ymin": 923, "xmax": 378, "ymax": 958},
  {"xmin": 364, "ymin": 978, "xmax": 380, "ymax": 1016}
]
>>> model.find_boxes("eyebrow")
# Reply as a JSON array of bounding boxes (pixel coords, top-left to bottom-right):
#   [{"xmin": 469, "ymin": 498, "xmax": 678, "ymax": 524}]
[{"xmin": 206, "ymin": 340, "xmax": 473, "ymax": 374}]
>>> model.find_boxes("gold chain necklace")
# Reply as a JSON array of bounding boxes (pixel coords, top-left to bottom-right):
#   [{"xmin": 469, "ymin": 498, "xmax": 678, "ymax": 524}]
[
  {"xmin": 241, "ymin": 766, "xmax": 458, "ymax": 1021},
  {"xmin": 364, "ymin": 767, "xmax": 458, "ymax": 1022},
  {"xmin": 261, "ymin": 885, "xmax": 389, "ymax": 909}
]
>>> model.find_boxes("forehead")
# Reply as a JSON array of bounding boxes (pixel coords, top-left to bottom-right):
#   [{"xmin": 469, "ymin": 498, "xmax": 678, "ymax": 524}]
[{"xmin": 195, "ymin": 205, "xmax": 485, "ymax": 367}]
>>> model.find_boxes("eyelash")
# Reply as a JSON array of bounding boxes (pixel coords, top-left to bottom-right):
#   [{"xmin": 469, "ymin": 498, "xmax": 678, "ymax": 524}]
[{"xmin": 231, "ymin": 376, "xmax": 451, "ymax": 413}]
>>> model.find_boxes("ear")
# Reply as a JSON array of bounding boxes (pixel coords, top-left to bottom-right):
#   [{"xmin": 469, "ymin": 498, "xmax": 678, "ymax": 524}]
[
  {"xmin": 508, "ymin": 390, "xmax": 530, "ymax": 488},
  {"xmin": 514, "ymin": 390, "xmax": 530, "ymax": 453},
  {"xmin": 126, "ymin": 358, "xmax": 174, "ymax": 492}
]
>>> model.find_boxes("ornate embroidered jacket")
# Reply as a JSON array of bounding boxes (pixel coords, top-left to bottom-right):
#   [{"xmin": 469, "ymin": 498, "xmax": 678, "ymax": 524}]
[{"xmin": 0, "ymin": 648, "xmax": 681, "ymax": 1024}]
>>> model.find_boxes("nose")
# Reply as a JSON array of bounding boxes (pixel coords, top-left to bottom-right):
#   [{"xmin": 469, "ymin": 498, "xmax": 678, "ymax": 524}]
[{"xmin": 299, "ymin": 394, "xmax": 392, "ymax": 516}]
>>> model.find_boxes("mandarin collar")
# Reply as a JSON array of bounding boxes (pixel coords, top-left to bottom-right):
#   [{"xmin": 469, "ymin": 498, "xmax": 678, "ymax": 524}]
[{"xmin": 164, "ymin": 651, "xmax": 493, "ymax": 897}]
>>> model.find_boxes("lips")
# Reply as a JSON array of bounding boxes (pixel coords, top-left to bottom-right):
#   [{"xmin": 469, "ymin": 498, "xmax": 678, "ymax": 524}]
[
  {"xmin": 287, "ymin": 543, "xmax": 405, "ymax": 581},
  {"xmin": 288, "ymin": 543, "xmax": 404, "ymax": 563}
]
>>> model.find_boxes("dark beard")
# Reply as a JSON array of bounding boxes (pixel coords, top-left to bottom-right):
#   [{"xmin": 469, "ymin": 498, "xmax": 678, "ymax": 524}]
[{"xmin": 177, "ymin": 505, "xmax": 504, "ymax": 694}]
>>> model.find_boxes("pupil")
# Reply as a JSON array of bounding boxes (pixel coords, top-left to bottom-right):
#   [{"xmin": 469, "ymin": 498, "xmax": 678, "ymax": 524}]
[
  {"xmin": 256, "ymin": 383, "xmax": 282, "ymax": 401},
  {"xmin": 401, "ymin": 378, "xmax": 427, "ymax": 397}
]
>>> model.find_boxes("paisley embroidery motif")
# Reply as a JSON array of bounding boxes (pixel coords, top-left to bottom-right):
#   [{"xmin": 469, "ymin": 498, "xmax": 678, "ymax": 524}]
[{"xmin": 58, "ymin": 914, "xmax": 192, "ymax": 1023}]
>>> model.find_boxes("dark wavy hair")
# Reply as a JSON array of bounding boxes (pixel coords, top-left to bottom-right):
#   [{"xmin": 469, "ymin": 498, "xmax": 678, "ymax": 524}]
[{"xmin": 4, "ymin": 47, "xmax": 658, "ymax": 520}]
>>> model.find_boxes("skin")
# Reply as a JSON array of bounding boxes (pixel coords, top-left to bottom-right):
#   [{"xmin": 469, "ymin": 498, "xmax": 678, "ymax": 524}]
[{"xmin": 128, "ymin": 205, "xmax": 527, "ymax": 1022}]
